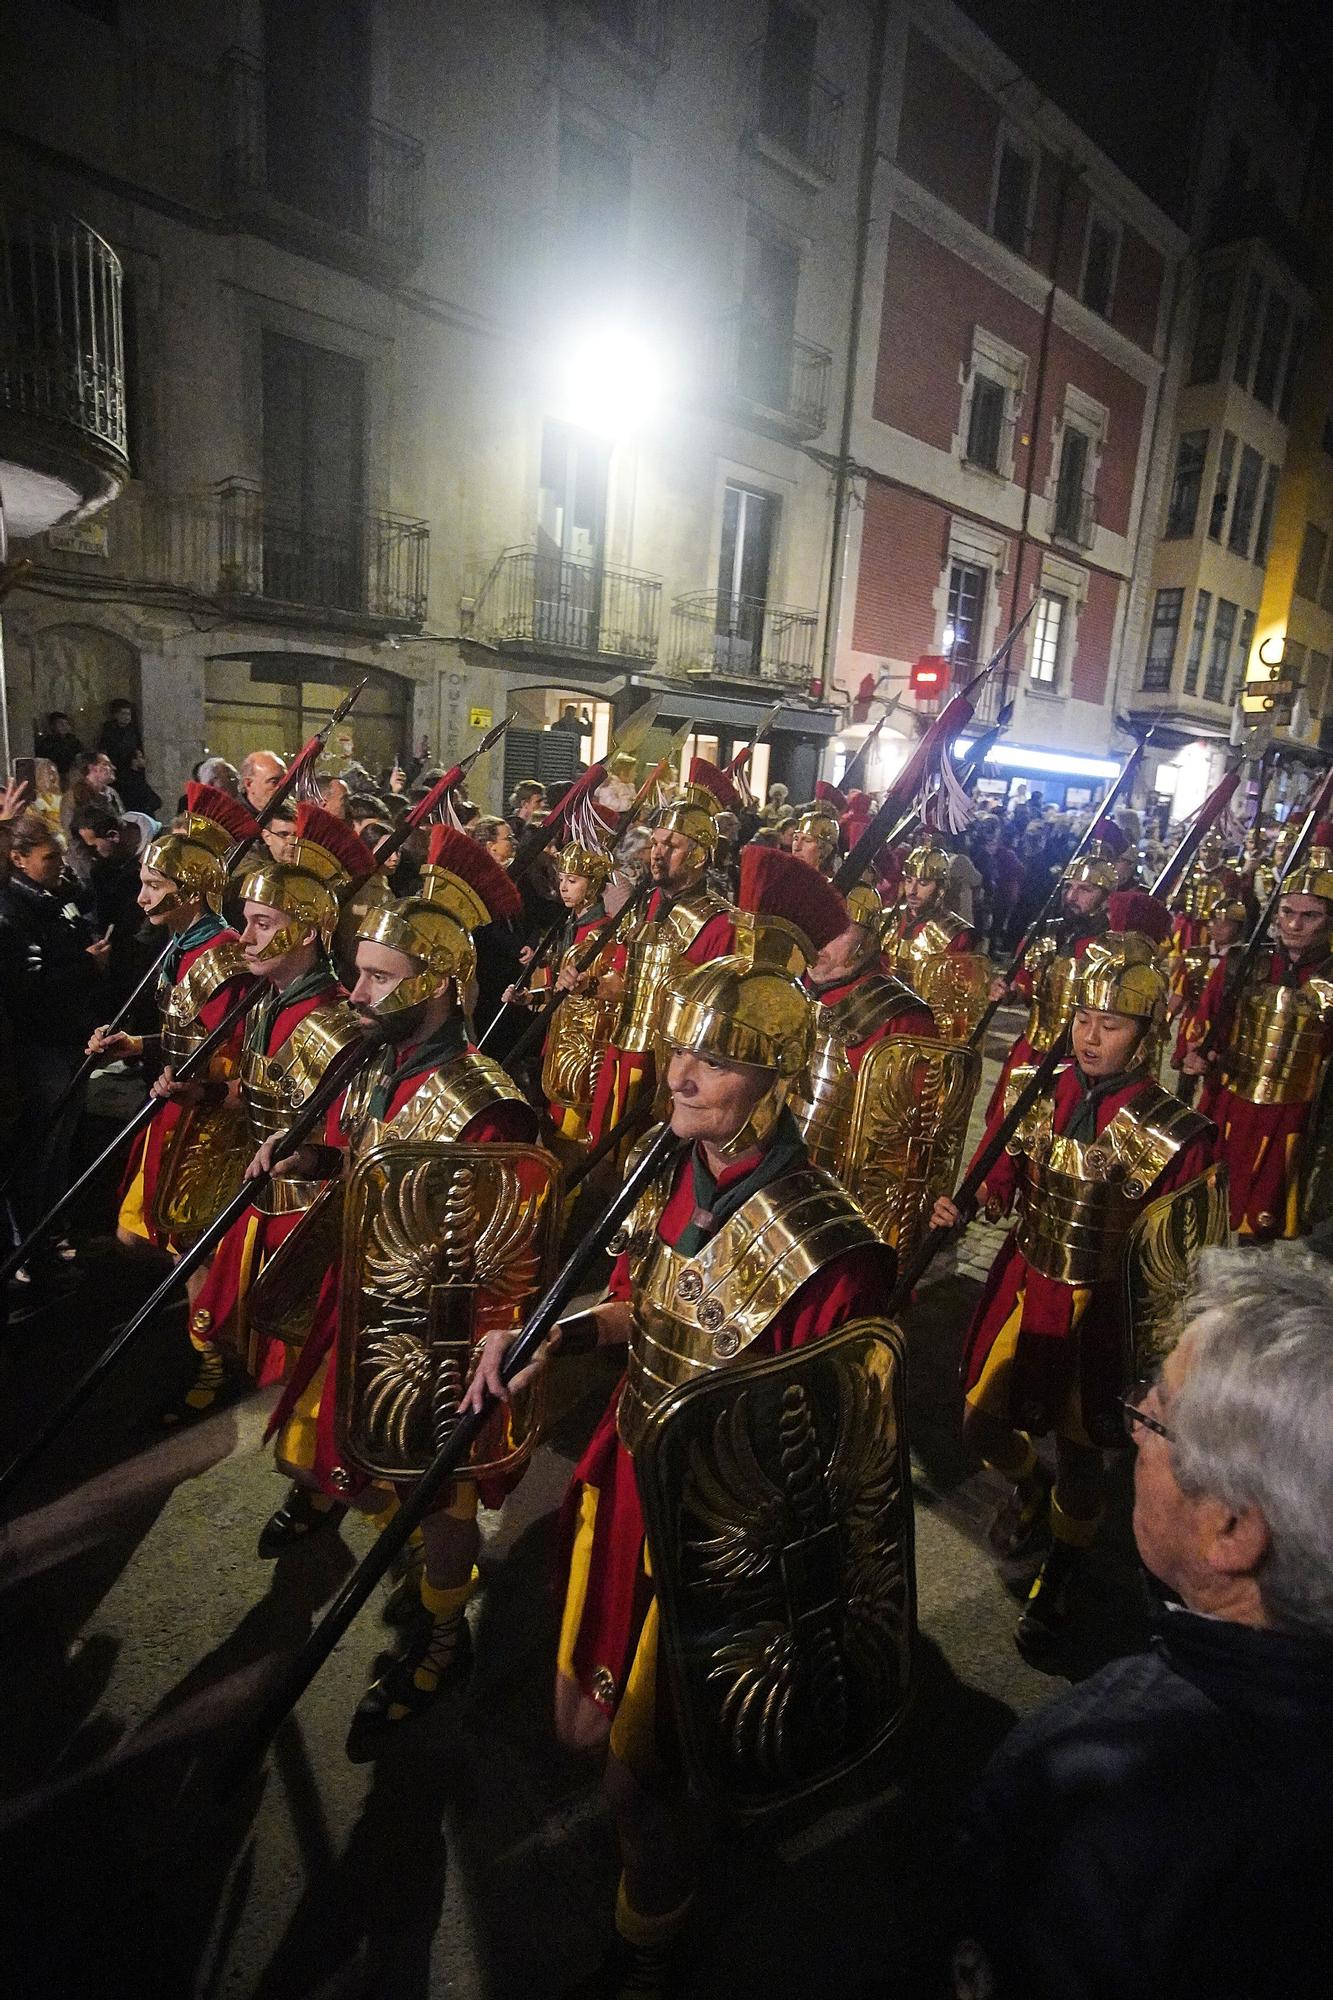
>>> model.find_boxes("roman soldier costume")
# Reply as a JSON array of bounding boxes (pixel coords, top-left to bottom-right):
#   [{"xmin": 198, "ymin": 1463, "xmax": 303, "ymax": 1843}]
[
  {"xmin": 181, "ymin": 803, "xmax": 376, "ymax": 1407},
  {"xmin": 1167, "ymin": 831, "xmax": 1242, "ymax": 1005},
  {"xmin": 957, "ymin": 934, "xmax": 1219, "ymax": 1647},
  {"xmin": 538, "ymin": 835, "xmax": 617, "ymax": 1144},
  {"xmin": 881, "ymin": 836, "xmax": 975, "ymax": 986},
  {"xmin": 1190, "ymin": 838, "xmax": 1333, "ymax": 1240},
  {"xmin": 586, "ymin": 759, "xmax": 735, "ymax": 1145},
  {"xmin": 789, "ymin": 780, "xmax": 846, "ymax": 874},
  {"xmin": 1170, "ymin": 890, "xmax": 1248, "ymax": 1092},
  {"xmin": 554, "ymin": 847, "xmax": 912, "ymax": 1979},
  {"xmin": 115, "ymin": 783, "xmax": 258, "ymax": 1250}
]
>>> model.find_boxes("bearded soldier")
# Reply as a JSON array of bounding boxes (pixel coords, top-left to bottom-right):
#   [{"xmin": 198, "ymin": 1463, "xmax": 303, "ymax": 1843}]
[
  {"xmin": 85, "ymin": 782, "xmax": 258, "ymax": 1253},
  {"xmin": 1182, "ymin": 833, "xmax": 1333, "ymax": 1240},
  {"xmin": 164, "ymin": 803, "xmax": 375, "ymax": 1421},
  {"xmin": 932, "ymin": 935, "xmax": 1216, "ymax": 1656},
  {"xmin": 251, "ymin": 826, "xmax": 542, "ymax": 1742},
  {"xmin": 982, "ymin": 833, "xmax": 1117, "ymax": 1123},
  {"xmin": 586, "ymin": 759, "xmax": 735, "ymax": 1147},
  {"xmin": 881, "ymin": 835, "xmax": 976, "ymax": 986},
  {"xmin": 468, "ymin": 849, "xmax": 910, "ymax": 1998}
]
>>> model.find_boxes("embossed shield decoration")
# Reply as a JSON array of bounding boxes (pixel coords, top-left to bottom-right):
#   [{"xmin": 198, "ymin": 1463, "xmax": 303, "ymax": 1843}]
[
  {"xmin": 845, "ymin": 1035, "xmax": 981, "ymax": 1266},
  {"xmin": 635, "ymin": 1319, "xmax": 916, "ymax": 1820},
  {"xmin": 151, "ymin": 1094, "xmax": 251, "ymax": 1248},
  {"xmin": 541, "ymin": 988, "xmax": 618, "ymax": 1117},
  {"xmin": 1122, "ymin": 1164, "xmax": 1230, "ymax": 1383},
  {"xmin": 335, "ymin": 1142, "xmax": 561, "ymax": 1483},
  {"xmin": 915, "ymin": 951, "xmax": 992, "ymax": 1043}
]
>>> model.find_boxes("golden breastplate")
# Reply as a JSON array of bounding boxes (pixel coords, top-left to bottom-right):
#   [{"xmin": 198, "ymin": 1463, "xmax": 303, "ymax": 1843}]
[
  {"xmin": 1222, "ymin": 981, "xmax": 1333, "ymax": 1106},
  {"xmin": 615, "ymin": 890, "xmax": 729, "ymax": 1054},
  {"xmin": 541, "ymin": 945, "xmax": 618, "ymax": 1115},
  {"xmin": 159, "ymin": 937, "xmax": 248, "ymax": 1067},
  {"xmin": 789, "ymin": 976, "xmax": 922, "ymax": 1176},
  {"xmin": 1178, "ymin": 876, "xmax": 1225, "ymax": 923},
  {"xmin": 342, "ymin": 1048, "xmax": 529, "ymax": 1154},
  {"xmin": 617, "ymin": 1165, "xmax": 878, "ymax": 1453},
  {"xmin": 884, "ymin": 914, "xmax": 967, "ymax": 985},
  {"xmin": 243, "ymin": 998, "xmax": 361, "ymax": 1215},
  {"xmin": 1010, "ymin": 1073, "xmax": 1208, "ymax": 1285}
]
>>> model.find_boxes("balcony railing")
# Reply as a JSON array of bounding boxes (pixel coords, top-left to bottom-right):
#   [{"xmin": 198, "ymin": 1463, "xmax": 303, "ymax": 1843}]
[
  {"xmin": 744, "ymin": 38, "xmax": 843, "ymax": 181},
  {"xmin": 0, "ymin": 198, "xmax": 129, "ymax": 523},
  {"xmin": 668, "ymin": 592, "xmax": 818, "ymax": 689},
  {"xmin": 713, "ymin": 309, "xmax": 832, "ymax": 437},
  {"xmin": 1050, "ymin": 487, "xmax": 1097, "ymax": 550},
  {"xmin": 127, "ymin": 480, "xmax": 428, "ymax": 624},
  {"xmin": 219, "ymin": 49, "xmax": 422, "ymax": 272},
  {"xmin": 471, "ymin": 547, "xmax": 662, "ymax": 663},
  {"xmin": 559, "ymin": 0, "xmax": 669, "ymax": 67}
]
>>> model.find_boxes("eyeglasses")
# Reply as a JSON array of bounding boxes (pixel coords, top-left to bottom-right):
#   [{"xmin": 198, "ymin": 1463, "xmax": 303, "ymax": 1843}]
[{"xmin": 1118, "ymin": 1378, "xmax": 1177, "ymax": 1445}]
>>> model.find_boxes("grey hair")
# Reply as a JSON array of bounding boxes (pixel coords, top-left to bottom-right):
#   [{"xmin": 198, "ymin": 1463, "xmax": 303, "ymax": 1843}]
[
  {"xmin": 197, "ymin": 756, "xmax": 239, "ymax": 791},
  {"xmin": 1170, "ymin": 1245, "xmax": 1333, "ymax": 1640}
]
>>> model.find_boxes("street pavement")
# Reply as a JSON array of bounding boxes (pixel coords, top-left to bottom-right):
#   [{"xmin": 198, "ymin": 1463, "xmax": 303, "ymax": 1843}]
[{"xmin": 0, "ymin": 1014, "xmax": 1155, "ymax": 2000}]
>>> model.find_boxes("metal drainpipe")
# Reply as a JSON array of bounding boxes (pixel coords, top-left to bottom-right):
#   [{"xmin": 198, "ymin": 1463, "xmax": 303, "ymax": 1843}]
[
  {"xmin": 818, "ymin": 0, "xmax": 890, "ymax": 706},
  {"xmin": 1008, "ymin": 148, "xmax": 1079, "ymax": 679}
]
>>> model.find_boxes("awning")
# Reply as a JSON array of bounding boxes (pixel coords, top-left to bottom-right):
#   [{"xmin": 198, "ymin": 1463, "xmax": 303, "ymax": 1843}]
[{"xmin": 626, "ymin": 674, "xmax": 840, "ymax": 738}]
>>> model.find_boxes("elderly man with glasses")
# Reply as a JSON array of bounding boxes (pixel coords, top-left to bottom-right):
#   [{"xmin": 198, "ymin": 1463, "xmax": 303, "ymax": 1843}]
[{"xmin": 955, "ymin": 1245, "xmax": 1333, "ymax": 2000}]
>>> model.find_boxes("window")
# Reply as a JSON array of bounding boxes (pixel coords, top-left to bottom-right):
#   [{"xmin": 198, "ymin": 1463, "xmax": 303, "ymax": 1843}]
[
  {"xmin": 1234, "ymin": 610, "xmax": 1256, "ymax": 702},
  {"xmin": 1228, "ymin": 445, "xmax": 1263, "ymax": 557},
  {"xmin": 1053, "ymin": 427, "xmax": 1093, "ymax": 544},
  {"xmin": 1308, "ymin": 651, "xmax": 1332, "ymax": 719},
  {"xmin": 1029, "ymin": 590, "xmax": 1066, "ymax": 686},
  {"xmin": 992, "ymin": 141, "xmax": 1033, "ymax": 253},
  {"xmin": 261, "ymin": 330, "xmax": 366, "ymax": 612},
  {"xmin": 1252, "ymin": 290, "xmax": 1291, "ymax": 409},
  {"xmin": 263, "ymin": 0, "xmax": 374, "ymax": 237},
  {"xmin": 757, "ymin": 2, "xmax": 820, "ymax": 164},
  {"xmin": 1142, "ymin": 587, "xmax": 1184, "ymax": 690},
  {"xmin": 535, "ymin": 421, "xmax": 610, "ymax": 647},
  {"xmin": 1182, "ymin": 590, "xmax": 1212, "ymax": 695},
  {"xmin": 1253, "ymin": 463, "xmax": 1280, "ymax": 565},
  {"xmin": 1295, "ymin": 522, "xmax": 1328, "ymax": 601},
  {"xmin": 1209, "ymin": 432, "xmax": 1236, "ymax": 542},
  {"xmin": 1164, "ymin": 430, "xmax": 1208, "ymax": 539},
  {"xmin": 1278, "ymin": 319, "xmax": 1305, "ymax": 424},
  {"xmin": 946, "ymin": 560, "xmax": 988, "ymax": 664},
  {"xmin": 1189, "ymin": 266, "xmax": 1235, "ymax": 384},
  {"xmin": 1234, "ymin": 272, "xmax": 1263, "ymax": 387},
  {"xmin": 739, "ymin": 228, "xmax": 799, "ymax": 413},
  {"xmin": 965, "ymin": 373, "xmax": 1006, "ymax": 471},
  {"xmin": 1204, "ymin": 599, "xmax": 1238, "ymax": 703},
  {"xmin": 1081, "ymin": 215, "xmax": 1118, "ymax": 317},
  {"xmin": 714, "ymin": 483, "xmax": 777, "ymax": 672},
  {"xmin": 558, "ymin": 126, "xmax": 631, "ymax": 260}
]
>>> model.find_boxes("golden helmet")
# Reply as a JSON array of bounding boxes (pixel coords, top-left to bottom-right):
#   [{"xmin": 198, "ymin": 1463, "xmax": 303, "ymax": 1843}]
[
  {"xmin": 1283, "ymin": 824, "xmax": 1333, "ymax": 905},
  {"xmin": 903, "ymin": 837, "xmax": 952, "ymax": 887},
  {"xmin": 652, "ymin": 756, "xmax": 739, "ymax": 857},
  {"xmin": 556, "ymin": 837, "xmax": 613, "ymax": 890},
  {"xmin": 1196, "ymin": 830, "xmax": 1225, "ymax": 870},
  {"xmin": 790, "ymin": 807, "xmax": 841, "ymax": 862},
  {"xmin": 1063, "ymin": 833, "xmax": 1122, "ymax": 891},
  {"xmin": 844, "ymin": 875, "xmax": 883, "ymax": 931},
  {"xmin": 1074, "ymin": 931, "xmax": 1168, "ymax": 1023},
  {"xmin": 659, "ymin": 851, "xmax": 847, "ymax": 1154},
  {"xmin": 239, "ymin": 801, "xmax": 376, "ymax": 956},
  {"xmin": 142, "ymin": 781, "xmax": 260, "ymax": 907},
  {"xmin": 356, "ymin": 824, "xmax": 521, "ymax": 1012}
]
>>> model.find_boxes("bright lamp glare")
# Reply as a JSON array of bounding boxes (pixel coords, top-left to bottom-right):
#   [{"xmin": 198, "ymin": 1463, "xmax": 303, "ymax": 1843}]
[{"xmin": 557, "ymin": 325, "xmax": 670, "ymax": 436}]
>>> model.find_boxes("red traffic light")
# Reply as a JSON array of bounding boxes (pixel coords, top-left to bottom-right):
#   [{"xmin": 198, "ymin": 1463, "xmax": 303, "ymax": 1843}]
[{"xmin": 910, "ymin": 654, "xmax": 951, "ymax": 699}]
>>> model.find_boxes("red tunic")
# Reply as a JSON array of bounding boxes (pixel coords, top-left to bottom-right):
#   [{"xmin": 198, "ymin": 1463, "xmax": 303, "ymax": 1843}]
[
  {"xmin": 542, "ymin": 903, "xmax": 612, "ymax": 1133},
  {"xmin": 1194, "ymin": 945, "xmax": 1333, "ymax": 1240},
  {"xmin": 806, "ymin": 965, "xmax": 936, "ymax": 1062},
  {"xmin": 557, "ymin": 1141, "xmax": 894, "ymax": 1724},
  {"xmin": 189, "ymin": 968, "xmax": 345, "ymax": 1383},
  {"xmin": 119, "ymin": 926, "xmax": 248, "ymax": 1249},
  {"xmin": 586, "ymin": 890, "xmax": 734, "ymax": 1145},
  {"xmin": 960, "ymin": 1065, "xmax": 1215, "ymax": 1446},
  {"xmin": 983, "ymin": 924, "xmax": 1102, "ymax": 1128},
  {"xmin": 267, "ymin": 1047, "xmax": 537, "ymax": 1503}
]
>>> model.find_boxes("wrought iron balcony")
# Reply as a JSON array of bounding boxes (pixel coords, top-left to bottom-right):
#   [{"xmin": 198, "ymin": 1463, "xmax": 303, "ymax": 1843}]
[
  {"xmin": 668, "ymin": 592, "xmax": 818, "ymax": 690},
  {"xmin": 744, "ymin": 37, "xmax": 843, "ymax": 182},
  {"xmin": 713, "ymin": 309, "xmax": 831, "ymax": 438},
  {"xmin": 219, "ymin": 49, "xmax": 422, "ymax": 276},
  {"xmin": 0, "ymin": 198, "xmax": 128, "ymax": 536},
  {"xmin": 125, "ymin": 480, "xmax": 428, "ymax": 625},
  {"xmin": 1050, "ymin": 487, "xmax": 1097, "ymax": 550},
  {"xmin": 471, "ymin": 547, "xmax": 662, "ymax": 663}
]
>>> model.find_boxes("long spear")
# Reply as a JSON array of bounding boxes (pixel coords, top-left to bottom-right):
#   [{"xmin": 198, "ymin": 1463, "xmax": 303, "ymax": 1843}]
[
  {"xmin": 0, "ymin": 1027, "xmax": 386, "ymax": 1507},
  {"xmin": 838, "ymin": 693, "xmax": 902, "ymax": 798},
  {"xmin": 1150, "ymin": 765, "xmax": 1242, "ymax": 904},
  {"xmin": 965, "ymin": 730, "xmax": 1153, "ymax": 1051},
  {"xmin": 0, "ymin": 680, "xmax": 372, "ymax": 1196},
  {"xmin": 500, "ymin": 877, "xmax": 654, "ymax": 1070},
  {"xmin": 218, "ymin": 1123, "xmax": 687, "ymax": 1782}
]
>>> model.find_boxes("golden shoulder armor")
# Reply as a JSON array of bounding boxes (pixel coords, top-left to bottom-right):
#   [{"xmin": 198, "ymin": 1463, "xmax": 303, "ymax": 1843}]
[
  {"xmin": 788, "ymin": 976, "xmax": 928, "ymax": 1177},
  {"xmin": 618, "ymin": 1166, "xmax": 881, "ymax": 1454},
  {"xmin": 159, "ymin": 936, "xmax": 249, "ymax": 1066},
  {"xmin": 243, "ymin": 998, "xmax": 363, "ymax": 1215}
]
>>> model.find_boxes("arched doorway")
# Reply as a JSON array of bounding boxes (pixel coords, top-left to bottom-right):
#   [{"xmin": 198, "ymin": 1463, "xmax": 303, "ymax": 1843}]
[
  {"xmin": 203, "ymin": 653, "xmax": 410, "ymax": 777},
  {"xmin": 31, "ymin": 622, "xmax": 140, "ymax": 750}
]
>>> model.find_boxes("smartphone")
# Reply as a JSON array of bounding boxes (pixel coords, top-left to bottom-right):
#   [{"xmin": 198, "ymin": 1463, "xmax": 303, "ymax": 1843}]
[{"xmin": 11, "ymin": 757, "xmax": 36, "ymax": 791}]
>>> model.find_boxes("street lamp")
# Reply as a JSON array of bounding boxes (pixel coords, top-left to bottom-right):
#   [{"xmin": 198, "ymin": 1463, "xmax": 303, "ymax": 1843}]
[{"xmin": 554, "ymin": 322, "xmax": 673, "ymax": 438}]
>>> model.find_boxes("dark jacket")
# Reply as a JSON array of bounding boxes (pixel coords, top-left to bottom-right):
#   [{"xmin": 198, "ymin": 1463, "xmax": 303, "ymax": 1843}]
[
  {"xmin": 0, "ymin": 873, "xmax": 105, "ymax": 1047},
  {"xmin": 956, "ymin": 1606, "xmax": 1333, "ymax": 2000}
]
